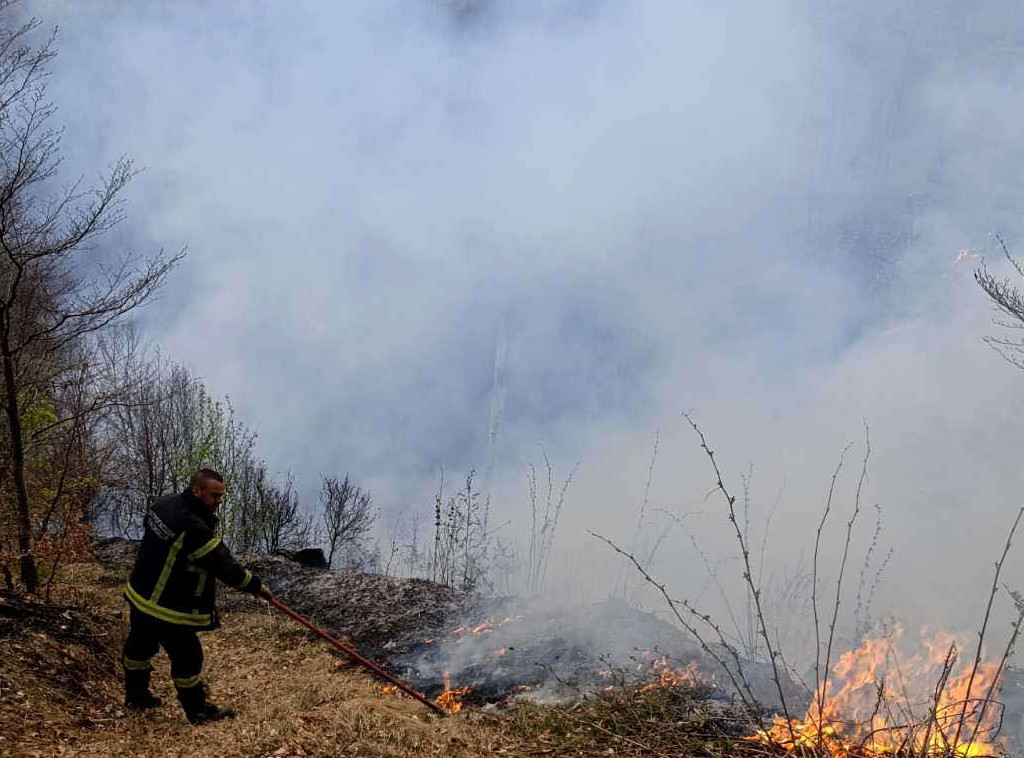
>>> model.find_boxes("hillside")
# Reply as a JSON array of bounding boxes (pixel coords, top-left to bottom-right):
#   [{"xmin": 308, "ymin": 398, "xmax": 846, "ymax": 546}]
[
  {"xmin": 6, "ymin": 551, "xmax": 1013, "ymax": 758},
  {"xmin": 0, "ymin": 557, "xmax": 747, "ymax": 758}
]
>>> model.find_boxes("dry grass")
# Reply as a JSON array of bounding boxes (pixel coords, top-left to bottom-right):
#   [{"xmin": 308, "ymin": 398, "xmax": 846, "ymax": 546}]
[
  {"xmin": 4, "ymin": 609, "xmax": 513, "ymax": 757},
  {"xmin": 509, "ymin": 688, "xmax": 732, "ymax": 758}
]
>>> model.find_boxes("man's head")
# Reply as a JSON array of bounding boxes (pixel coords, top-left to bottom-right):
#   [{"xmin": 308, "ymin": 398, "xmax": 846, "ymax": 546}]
[{"xmin": 189, "ymin": 468, "xmax": 225, "ymax": 513}]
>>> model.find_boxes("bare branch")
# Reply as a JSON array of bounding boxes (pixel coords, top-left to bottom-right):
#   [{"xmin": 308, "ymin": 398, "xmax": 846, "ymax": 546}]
[
  {"xmin": 588, "ymin": 529, "xmax": 764, "ymax": 725},
  {"xmin": 683, "ymin": 412, "xmax": 795, "ymax": 734}
]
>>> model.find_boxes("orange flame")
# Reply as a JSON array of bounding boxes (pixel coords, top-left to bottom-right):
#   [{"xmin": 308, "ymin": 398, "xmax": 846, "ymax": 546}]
[
  {"xmin": 749, "ymin": 629, "xmax": 1003, "ymax": 757},
  {"xmin": 451, "ymin": 615, "xmax": 522, "ymax": 639},
  {"xmin": 437, "ymin": 670, "xmax": 472, "ymax": 714},
  {"xmin": 637, "ymin": 656, "xmax": 706, "ymax": 693}
]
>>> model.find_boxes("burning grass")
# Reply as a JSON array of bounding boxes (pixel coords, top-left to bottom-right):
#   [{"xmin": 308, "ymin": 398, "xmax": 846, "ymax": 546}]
[
  {"xmin": 746, "ymin": 628, "xmax": 1008, "ymax": 758},
  {"xmin": 584, "ymin": 417, "xmax": 1024, "ymax": 758}
]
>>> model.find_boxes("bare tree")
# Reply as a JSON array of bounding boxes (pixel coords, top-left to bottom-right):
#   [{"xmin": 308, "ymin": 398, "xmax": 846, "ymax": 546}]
[
  {"xmin": 93, "ymin": 325, "xmax": 316, "ymax": 561},
  {"xmin": 975, "ymin": 236, "xmax": 1024, "ymax": 369},
  {"xmin": 97, "ymin": 330, "xmax": 239, "ymax": 536},
  {"xmin": 0, "ymin": 333, "xmax": 109, "ymax": 594},
  {"xmin": 0, "ymin": 10, "xmax": 182, "ymax": 592},
  {"xmin": 319, "ymin": 473, "xmax": 374, "ymax": 569},
  {"xmin": 253, "ymin": 468, "xmax": 308, "ymax": 555}
]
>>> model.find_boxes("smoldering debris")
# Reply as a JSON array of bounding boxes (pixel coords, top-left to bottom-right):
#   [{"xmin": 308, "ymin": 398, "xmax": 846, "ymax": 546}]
[{"xmin": 249, "ymin": 554, "xmax": 804, "ymax": 711}]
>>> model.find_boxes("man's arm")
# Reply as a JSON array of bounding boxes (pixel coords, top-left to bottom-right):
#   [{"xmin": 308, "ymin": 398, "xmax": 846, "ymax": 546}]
[{"xmin": 186, "ymin": 523, "xmax": 265, "ymax": 596}]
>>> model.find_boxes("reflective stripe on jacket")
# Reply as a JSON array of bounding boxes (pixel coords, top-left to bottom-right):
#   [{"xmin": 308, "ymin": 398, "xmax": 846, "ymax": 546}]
[{"xmin": 125, "ymin": 490, "xmax": 261, "ymax": 629}]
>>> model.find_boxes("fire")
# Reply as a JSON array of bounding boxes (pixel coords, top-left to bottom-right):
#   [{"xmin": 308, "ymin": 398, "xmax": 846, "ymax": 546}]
[
  {"xmin": 637, "ymin": 656, "xmax": 705, "ymax": 693},
  {"xmin": 437, "ymin": 670, "xmax": 472, "ymax": 714},
  {"xmin": 451, "ymin": 623, "xmax": 493, "ymax": 636},
  {"xmin": 451, "ymin": 615, "xmax": 522, "ymax": 639},
  {"xmin": 379, "ymin": 685, "xmax": 398, "ymax": 696},
  {"xmin": 493, "ymin": 647, "xmax": 507, "ymax": 657},
  {"xmin": 749, "ymin": 629, "xmax": 1004, "ymax": 757}
]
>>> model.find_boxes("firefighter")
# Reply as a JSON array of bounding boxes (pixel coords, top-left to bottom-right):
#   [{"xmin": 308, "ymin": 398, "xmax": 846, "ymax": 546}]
[{"xmin": 121, "ymin": 468, "xmax": 274, "ymax": 724}]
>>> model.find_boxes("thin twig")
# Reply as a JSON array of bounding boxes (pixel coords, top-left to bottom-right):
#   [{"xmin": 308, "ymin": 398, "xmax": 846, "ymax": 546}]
[
  {"xmin": 683, "ymin": 413, "xmax": 794, "ymax": 737},
  {"xmin": 819, "ymin": 424, "xmax": 871, "ymax": 748},
  {"xmin": 588, "ymin": 530, "xmax": 764, "ymax": 725},
  {"xmin": 951, "ymin": 502, "xmax": 1024, "ymax": 748},
  {"xmin": 917, "ymin": 642, "xmax": 957, "ymax": 758},
  {"xmin": 812, "ymin": 442, "xmax": 853, "ymax": 739},
  {"xmin": 965, "ymin": 582, "xmax": 1024, "ymax": 752}
]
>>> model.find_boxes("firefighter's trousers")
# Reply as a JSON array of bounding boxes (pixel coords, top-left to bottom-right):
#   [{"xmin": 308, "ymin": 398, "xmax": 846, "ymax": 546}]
[{"xmin": 122, "ymin": 606, "xmax": 205, "ymax": 692}]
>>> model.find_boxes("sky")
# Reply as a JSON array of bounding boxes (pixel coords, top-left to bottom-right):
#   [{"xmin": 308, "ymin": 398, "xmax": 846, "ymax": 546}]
[{"xmin": 22, "ymin": 0, "xmax": 1024, "ymax": 639}]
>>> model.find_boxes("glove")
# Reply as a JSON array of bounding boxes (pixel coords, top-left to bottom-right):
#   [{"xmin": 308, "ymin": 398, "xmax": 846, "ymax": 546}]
[{"xmin": 243, "ymin": 572, "xmax": 264, "ymax": 596}]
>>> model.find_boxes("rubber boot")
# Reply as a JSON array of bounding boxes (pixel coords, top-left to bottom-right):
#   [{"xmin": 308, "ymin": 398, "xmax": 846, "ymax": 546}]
[
  {"xmin": 177, "ymin": 683, "xmax": 236, "ymax": 725},
  {"xmin": 124, "ymin": 669, "xmax": 163, "ymax": 711}
]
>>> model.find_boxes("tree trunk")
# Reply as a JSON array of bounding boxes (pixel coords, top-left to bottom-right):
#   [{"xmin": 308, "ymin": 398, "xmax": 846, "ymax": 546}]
[
  {"xmin": 1, "ymin": 339, "xmax": 38, "ymax": 594},
  {"xmin": 327, "ymin": 523, "xmax": 339, "ymax": 569}
]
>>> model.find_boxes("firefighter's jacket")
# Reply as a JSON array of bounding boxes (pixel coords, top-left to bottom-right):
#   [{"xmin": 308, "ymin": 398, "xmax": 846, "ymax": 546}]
[{"xmin": 125, "ymin": 490, "xmax": 262, "ymax": 629}]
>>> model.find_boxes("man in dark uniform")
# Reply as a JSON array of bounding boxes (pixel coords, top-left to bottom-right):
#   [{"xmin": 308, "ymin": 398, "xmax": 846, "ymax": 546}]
[{"xmin": 122, "ymin": 468, "xmax": 274, "ymax": 724}]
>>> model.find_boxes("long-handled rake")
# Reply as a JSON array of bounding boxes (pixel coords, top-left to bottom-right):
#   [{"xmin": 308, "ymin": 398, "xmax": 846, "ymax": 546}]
[{"xmin": 265, "ymin": 595, "xmax": 447, "ymax": 716}]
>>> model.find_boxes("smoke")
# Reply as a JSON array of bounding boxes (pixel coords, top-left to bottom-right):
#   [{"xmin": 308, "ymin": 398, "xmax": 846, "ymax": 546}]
[{"xmin": 26, "ymin": 1, "xmax": 1024, "ymax": 634}]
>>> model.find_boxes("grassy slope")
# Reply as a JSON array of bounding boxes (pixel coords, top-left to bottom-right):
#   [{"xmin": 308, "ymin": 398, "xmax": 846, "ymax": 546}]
[{"xmin": 0, "ymin": 561, "xmax": 744, "ymax": 758}]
